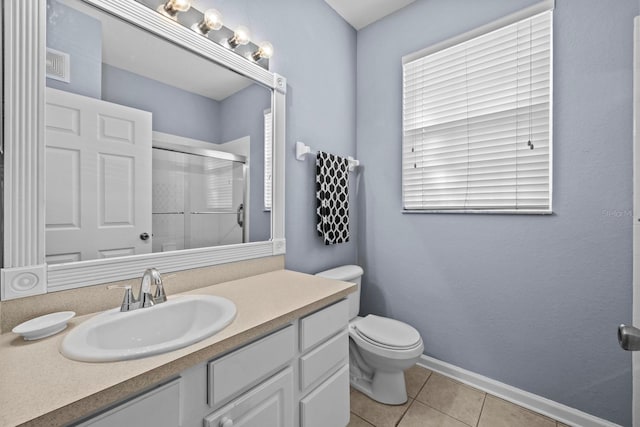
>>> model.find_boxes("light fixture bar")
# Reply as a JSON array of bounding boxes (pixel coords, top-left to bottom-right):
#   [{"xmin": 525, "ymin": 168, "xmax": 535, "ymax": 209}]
[{"xmin": 138, "ymin": 0, "xmax": 273, "ymax": 69}]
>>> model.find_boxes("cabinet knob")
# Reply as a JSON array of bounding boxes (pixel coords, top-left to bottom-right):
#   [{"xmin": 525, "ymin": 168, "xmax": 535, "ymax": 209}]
[{"xmin": 219, "ymin": 417, "xmax": 233, "ymax": 427}]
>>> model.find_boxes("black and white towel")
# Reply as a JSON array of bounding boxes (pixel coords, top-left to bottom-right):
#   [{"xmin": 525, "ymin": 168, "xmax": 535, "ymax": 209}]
[{"xmin": 316, "ymin": 151, "xmax": 349, "ymax": 245}]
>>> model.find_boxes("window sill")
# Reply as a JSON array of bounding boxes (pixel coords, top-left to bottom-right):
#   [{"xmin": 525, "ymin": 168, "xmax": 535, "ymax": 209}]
[{"xmin": 402, "ymin": 209, "xmax": 553, "ymax": 215}]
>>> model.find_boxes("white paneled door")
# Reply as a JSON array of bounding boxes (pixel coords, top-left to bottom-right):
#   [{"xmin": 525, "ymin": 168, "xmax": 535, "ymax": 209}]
[{"xmin": 45, "ymin": 88, "xmax": 152, "ymax": 264}]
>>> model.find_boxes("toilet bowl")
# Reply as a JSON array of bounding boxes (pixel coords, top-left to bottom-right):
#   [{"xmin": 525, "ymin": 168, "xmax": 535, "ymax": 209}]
[{"xmin": 315, "ymin": 265, "xmax": 424, "ymax": 405}]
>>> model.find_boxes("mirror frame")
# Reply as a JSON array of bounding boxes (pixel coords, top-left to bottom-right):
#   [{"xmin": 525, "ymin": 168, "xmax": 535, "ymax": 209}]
[{"xmin": 1, "ymin": 0, "xmax": 286, "ymax": 299}]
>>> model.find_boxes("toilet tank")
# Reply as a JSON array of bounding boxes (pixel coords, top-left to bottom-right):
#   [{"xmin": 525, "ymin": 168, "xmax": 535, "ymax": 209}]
[{"xmin": 315, "ymin": 265, "xmax": 364, "ymax": 320}]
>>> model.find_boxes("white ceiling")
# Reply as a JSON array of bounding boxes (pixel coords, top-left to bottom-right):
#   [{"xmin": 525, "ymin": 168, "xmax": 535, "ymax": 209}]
[
  {"xmin": 324, "ymin": 0, "xmax": 416, "ymax": 30},
  {"xmin": 64, "ymin": 0, "xmax": 253, "ymax": 101}
]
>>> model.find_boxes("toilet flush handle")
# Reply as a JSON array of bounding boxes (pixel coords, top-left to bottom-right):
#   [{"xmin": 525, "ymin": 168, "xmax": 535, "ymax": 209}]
[
  {"xmin": 219, "ymin": 417, "xmax": 233, "ymax": 427},
  {"xmin": 619, "ymin": 324, "xmax": 640, "ymax": 351}
]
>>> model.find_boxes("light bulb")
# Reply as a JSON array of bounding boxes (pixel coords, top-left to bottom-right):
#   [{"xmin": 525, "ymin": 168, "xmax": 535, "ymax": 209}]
[
  {"xmin": 203, "ymin": 9, "xmax": 223, "ymax": 31},
  {"xmin": 169, "ymin": 0, "xmax": 191, "ymax": 12},
  {"xmin": 192, "ymin": 8, "xmax": 223, "ymax": 35},
  {"xmin": 252, "ymin": 41, "xmax": 274, "ymax": 61},
  {"xmin": 228, "ymin": 25, "xmax": 251, "ymax": 48},
  {"xmin": 157, "ymin": 0, "xmax": 191, "ymax": 19}
]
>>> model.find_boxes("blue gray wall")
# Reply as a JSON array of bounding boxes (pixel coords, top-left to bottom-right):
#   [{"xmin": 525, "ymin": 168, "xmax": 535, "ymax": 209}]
[
  {"xmin": 197, "ymin": 0, "xmax": 358, "ymax": 272},
  {"xmin": 219, "ymin": 84, "xmax": 272, "ymax": 242},
  {"xmin": 356, "ymin": 0, "xmax": 636, "ymax": 425},
  {"xmin": 102, "ymin": 64, "xmax": 222, "ymax": 143}
]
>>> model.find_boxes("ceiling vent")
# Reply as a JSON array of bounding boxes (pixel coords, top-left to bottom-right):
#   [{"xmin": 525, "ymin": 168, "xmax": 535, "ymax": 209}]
[{"xmin": 46, "ymin": 48, "xmax": 70, "ymax": 83}]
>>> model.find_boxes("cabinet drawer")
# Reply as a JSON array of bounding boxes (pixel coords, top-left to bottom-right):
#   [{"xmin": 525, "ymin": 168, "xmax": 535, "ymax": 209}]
[
  {"xmin": 74, "ymin": 379, "xmax": 181, "ymax": 427},
  {"xmin": 204, "ymin": 368, "xmax": 294, "ymax": 427},
  {"xmin": 208, "ymin": 325, "xmax": 295, "ymax": 407},
  {"xmin": 299, "ymin": 299, "xmax": 348, "ymax": 352},
  {"xmin": 300, "ymin": 364, "xmax": 350, "ymax": 427},
  {"xmin": 299, "ymin": 330, "xmax": 348, "ymax": 391}
]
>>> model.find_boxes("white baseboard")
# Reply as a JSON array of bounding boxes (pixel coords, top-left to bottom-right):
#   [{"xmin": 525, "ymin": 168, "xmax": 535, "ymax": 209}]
[{"xmin": 417, "ymin": 354, "xmax": 622, "ymax": 427}]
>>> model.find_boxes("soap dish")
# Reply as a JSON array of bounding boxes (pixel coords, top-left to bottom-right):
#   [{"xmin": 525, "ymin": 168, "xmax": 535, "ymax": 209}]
[{"xmin": 12, "ymin": 311, "xmax": 76, "ymax": 340}]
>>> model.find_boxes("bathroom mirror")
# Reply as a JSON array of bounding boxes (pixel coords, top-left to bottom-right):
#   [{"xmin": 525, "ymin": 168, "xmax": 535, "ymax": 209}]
[
  {"xmin": 45, "ymin": 0, "xmax": 271, "ymax": 263},
  {"xmin": 1, "ymin": 0, "xmax": 286, "ymax": 299}
]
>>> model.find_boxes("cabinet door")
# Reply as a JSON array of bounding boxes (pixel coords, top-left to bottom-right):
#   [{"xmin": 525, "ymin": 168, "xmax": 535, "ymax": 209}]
[
  {"xmin": 300, "ymin": 365, "xmax": 349, "ymax": 427},
  {"xmin": 204, "ymin": 368, "xmax": 293, "ymax": 427},
  {"xmin": 74, "ymin": 379, "xmax": 180, "ymax": 427},
  {"xmin": 299, "ymin": 300, "xmax": 348, "ymax": 352},
  {"xmin": 208, "ymin": 325, "xmax": 295, "ymax": 407},
  {"xmin": 299, "ymin": 331, "xmax": 348, "ymax": 391}
]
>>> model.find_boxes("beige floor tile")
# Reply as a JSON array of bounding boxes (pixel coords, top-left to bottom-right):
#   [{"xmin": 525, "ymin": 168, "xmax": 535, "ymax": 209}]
[
  {"xmin": 416, "ymin": 373, "xmax": 485, "ymax": 426},
  {"xmin": 557, "ymin": 423, "xmax": 572, "ymax": 427},
  {"xmin": 405, "ymin": 365, "xmax": 432, "ymax": 398},
  {"xmin": 398, "ymin": 400, "xmax": 470, "ymax": 427},
  {"xmin": 350, "ymin": 387, "xmax": 413, "ymax": 427},
  {"xmin": 478, "ymin": 396, "xmax": 556, "ymax": 427},
  {"xmin": 347, "ymin": 413, "xmax": 375, "ymax": 427}
]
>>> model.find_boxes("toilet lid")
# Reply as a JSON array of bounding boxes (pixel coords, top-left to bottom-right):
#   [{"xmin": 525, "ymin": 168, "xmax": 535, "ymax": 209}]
[{"xmin": 354, "ymin": 315, "xmax": 421, "ymax": 349}]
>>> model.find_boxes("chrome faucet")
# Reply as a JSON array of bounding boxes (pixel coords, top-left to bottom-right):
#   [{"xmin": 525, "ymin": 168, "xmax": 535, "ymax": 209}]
[
  {"xmin": 108, "ymin": 268, "xmax": 167, "ymax": 312},
  {"xmin": 139, "ymin": 267, "xmax": 165, "ymax": 307}
]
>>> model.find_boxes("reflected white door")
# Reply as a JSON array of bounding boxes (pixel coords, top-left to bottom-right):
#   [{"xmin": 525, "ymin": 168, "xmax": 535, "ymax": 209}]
[{"xmin": 45, "ymin": 88, "xmax": 152, "ymax": 263}]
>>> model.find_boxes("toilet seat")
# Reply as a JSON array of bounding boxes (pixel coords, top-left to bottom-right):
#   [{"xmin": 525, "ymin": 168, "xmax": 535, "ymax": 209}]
[
  {"xmin": 353, "ymin": 315, "xmax": 421, "ymax": 349},
  {"xmin": 354, "ymin": 329, "xmax": 422, "ymax": 351},
  {"xmin": 349, "ymin": 325, "xmax": 424, "ymax": 361}
]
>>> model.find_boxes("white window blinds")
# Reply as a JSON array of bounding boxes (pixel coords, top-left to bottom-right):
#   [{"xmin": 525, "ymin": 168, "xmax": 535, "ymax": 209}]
[
  {"xmin": 402, "ymin": 10, "xmax": 552, "ymax": 213},
  {"xmin": 264, "ymin": 109, "xmax": 273, "ymax": 210},
  {"xmin": 205, "ymin": 157, "xmax": 233, "ymax": 211}
]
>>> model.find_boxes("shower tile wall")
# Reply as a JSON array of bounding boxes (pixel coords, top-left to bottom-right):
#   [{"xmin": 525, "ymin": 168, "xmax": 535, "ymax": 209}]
[{"xmin": 152, "ymin": 149, "xmax": 187, "ymax": 252}]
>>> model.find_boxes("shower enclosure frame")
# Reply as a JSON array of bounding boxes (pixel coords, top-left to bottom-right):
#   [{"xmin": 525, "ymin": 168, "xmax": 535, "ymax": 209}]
[{"xmin": 152, "ymin": 139, "xmax": 248, "ymax": 250}]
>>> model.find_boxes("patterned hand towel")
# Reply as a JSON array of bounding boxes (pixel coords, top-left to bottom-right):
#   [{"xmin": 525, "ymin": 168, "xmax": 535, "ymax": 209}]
[{"xmin": 316, "ymin": 151, "xmax": 350, "ymax": 245}]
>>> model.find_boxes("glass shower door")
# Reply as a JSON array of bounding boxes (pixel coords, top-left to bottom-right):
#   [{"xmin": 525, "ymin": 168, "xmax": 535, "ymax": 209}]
[
  {"xmin": 152, "ymin": 147, "xmax": 246, "ymax": 252},
  {"xmin": 187, "ymin": 155, "xmax": 246, "ymax": 248}
]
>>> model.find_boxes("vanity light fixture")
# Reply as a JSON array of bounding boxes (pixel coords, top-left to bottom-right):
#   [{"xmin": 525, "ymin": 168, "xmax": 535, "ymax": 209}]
[
  {"xmin": 149, "ymin": 0, "xmax": 274, "ymax": 66},
  {"xmin": 157, "ymin": 0, "xmax": 191, "ymax": 19},
  {"xmin": 251, "ymin": 41, "xmax": 274, "ymax": 61},
  {"xmin": 228, "ymin": 25, "xmax": 251, "ymax": 49},
  {"xmin": 191, "ymin": 8, "xmax": 223, "ymax": 35}
]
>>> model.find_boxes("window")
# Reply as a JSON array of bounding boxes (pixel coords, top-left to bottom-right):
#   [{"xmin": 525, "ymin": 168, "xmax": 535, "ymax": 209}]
[
  {"xmin": 264, "ymin": 109, "xmax": 273, "ymax": 210},
  {"xmin": 402, "ymin": 7, "xmax": 552, "ymax": 213}
]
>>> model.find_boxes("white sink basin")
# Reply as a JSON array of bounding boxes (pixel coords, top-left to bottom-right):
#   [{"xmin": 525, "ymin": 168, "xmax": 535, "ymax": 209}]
[{"xmin": 61, "ymin": 295, "xmax": 236, "ymax": 362}]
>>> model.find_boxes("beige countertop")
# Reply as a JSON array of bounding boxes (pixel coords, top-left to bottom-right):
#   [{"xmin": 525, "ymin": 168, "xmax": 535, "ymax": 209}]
[{"xmin": 0, "ymin": 269, "xmax": 355, "ymax": 427}]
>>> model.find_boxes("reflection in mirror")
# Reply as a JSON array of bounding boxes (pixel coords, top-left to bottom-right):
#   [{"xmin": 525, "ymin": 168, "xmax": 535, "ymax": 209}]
[
  {"xmin": 44, "ymin": 0, "xmax": 272, "ymax": 264},
  {"xmin": 151, "ymin": 139, "xmax": 248, "ymax": 251}
]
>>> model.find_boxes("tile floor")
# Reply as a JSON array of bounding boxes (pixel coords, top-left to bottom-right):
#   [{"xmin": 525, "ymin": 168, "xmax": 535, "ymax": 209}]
[{"xmin": 348, "ymin": 365, "xmax": 571, "ymax": 427}]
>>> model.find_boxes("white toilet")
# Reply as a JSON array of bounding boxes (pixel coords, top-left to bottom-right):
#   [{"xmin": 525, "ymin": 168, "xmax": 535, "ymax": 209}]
[{"xmin": 316, "ymin": 265, "xmax": 424, "ymax": 405}]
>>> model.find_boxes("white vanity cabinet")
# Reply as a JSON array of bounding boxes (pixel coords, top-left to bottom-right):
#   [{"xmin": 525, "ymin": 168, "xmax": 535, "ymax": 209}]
[
  {"xmin": 72, "ymin": 299, "xmax": 350, "ymax": 427},
  {"xmin": 201, "ymin": 299, "xmax": 350, "ymax": 427}
]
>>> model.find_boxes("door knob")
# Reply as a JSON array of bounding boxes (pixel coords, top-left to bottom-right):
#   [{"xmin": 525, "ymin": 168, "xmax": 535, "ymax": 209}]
[
  {"xmin": 139, "ymin": 232, "xmax": 150, "ymax": 241},
  {"xmin": 618, "ymin": 324, "xmax": 640, "ymax": 351}
]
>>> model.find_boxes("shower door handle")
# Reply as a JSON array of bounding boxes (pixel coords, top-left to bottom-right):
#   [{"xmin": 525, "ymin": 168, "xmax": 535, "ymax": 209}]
[
  {"xmin": 618, "ymin": 324, "xmax": 640, "ymax": 351},
  {"xmin": 236, "ymin": 204, "xmax": 244, "ymax": 227}
]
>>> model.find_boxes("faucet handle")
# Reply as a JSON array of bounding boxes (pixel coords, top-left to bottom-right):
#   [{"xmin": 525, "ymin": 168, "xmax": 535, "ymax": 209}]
[
  {"xmin": 154, "ymin": 273, "xmax": 176, "ymax": 304},
  {"xmin": 107, "ymin": 284, "xmax": 137, "ymax": 312},
  {"xmin": 153, "ymin": 277, "xmax": 167, "ymax": 304}
]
